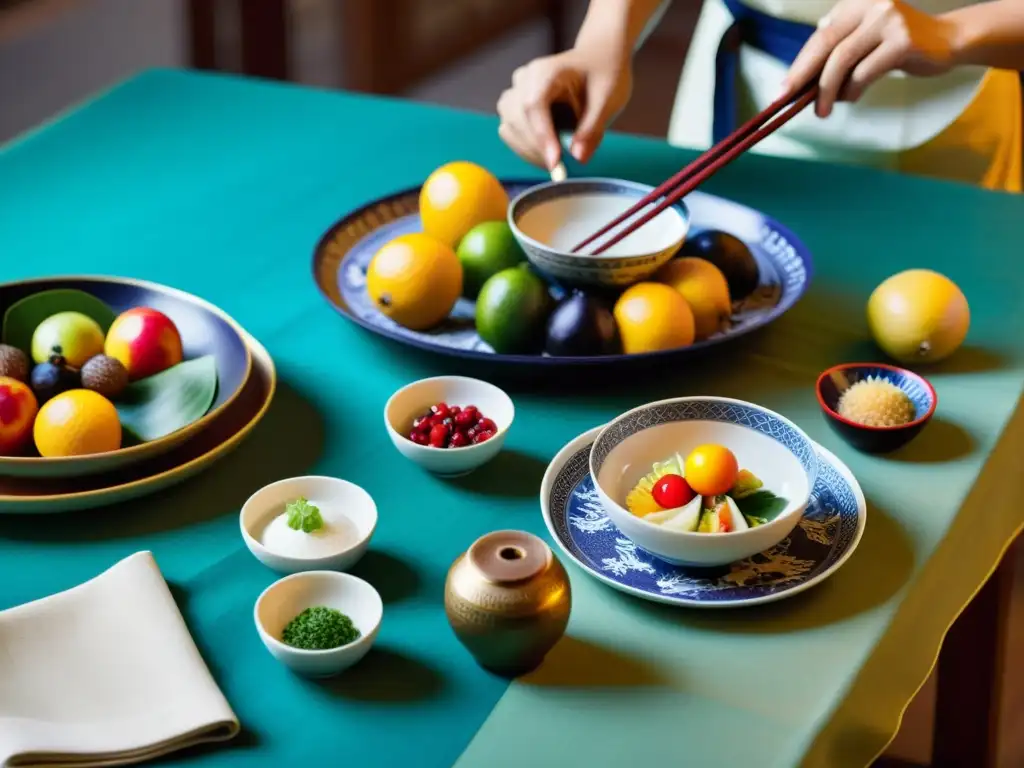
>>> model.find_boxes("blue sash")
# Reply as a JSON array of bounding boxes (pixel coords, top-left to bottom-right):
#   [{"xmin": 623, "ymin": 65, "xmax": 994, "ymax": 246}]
[{"xmin": 713, "ymin": 0, "xmax": 816, "ymax": 143}]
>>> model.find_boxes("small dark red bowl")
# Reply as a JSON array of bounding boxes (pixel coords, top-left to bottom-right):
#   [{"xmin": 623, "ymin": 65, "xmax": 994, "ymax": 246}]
[{"xmin": 815, "ymin": 363, "xmax": 937, "ymax": 454}]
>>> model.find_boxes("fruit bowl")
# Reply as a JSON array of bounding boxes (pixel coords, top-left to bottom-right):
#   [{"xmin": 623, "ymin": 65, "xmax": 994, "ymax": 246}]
[
  {"xmin": 590, "ymin": 396, "xmax": 818, "ymax": 567},
  {"xmin": 0, "ymin": 276, "xmax": 252, "ymax": 478},
  {"xmin": 507, "ymin": 178, "xmax": 690, "ymax": 288}
]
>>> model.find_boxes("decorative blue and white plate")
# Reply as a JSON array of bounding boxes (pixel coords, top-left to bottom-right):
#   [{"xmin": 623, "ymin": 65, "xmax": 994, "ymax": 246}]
[
  {"xmin": 540, "ymin": 426, "xmax": 866, "ymax": 608},
  {"xmin": 312, "ymin": 180, "xmax": 813, "ymax": 367}
]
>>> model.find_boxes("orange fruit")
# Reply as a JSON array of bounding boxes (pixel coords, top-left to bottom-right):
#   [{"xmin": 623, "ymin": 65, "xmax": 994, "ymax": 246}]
[
  {"xmin": 613, "ymin": 283, "xmax": 695, "ymax": 354},
  {"xmin": 656, "ymin": 257, "xmax": 732, "ymax": 340},
  {"xmin": 0, "ymin": 377, "xmax": 38, "ymax": 456},
  {"xmin": 34, "ymin": 389, "xmax": 122, "ymax": 457},
  {"xmin": 366, "ymin": 233, "xmax": 462, "ymax": 331},
  {"xmin": 419, "ymin": 162, "xmax": 509, "ymax": 248},
  {"xmin": 684, "ymin": 444, "xmax": 739, "ymax": 496},
  {"xmin": 867, "ymin": 269, "xmax": 969, "ymax": 364}
]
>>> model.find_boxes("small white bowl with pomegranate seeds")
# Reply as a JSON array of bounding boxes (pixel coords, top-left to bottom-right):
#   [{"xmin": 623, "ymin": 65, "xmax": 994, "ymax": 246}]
[{"xmin": 384, "ymin": 376, "xmax": 514, "ymax": 477}]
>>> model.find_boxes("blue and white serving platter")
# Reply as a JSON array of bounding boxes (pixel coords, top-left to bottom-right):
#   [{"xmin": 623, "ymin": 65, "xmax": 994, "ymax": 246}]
[
  {"xmin": 313, "ymin": 180, "xmax": 813, "ymax": 367},
  {"xmin": 540, "ymin": 425, "xmax": 866, "ymax": 608}
]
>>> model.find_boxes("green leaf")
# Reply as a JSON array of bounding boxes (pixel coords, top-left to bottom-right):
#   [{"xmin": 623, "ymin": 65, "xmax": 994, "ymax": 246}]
[
  {"xmin": 115, "ymin": 355, "xmax": 218, "ymax": 442},
  {"xmin": 2, "ymin": 289, "xmax": 117, "ymax": 352},
  {"xmin": 732, "ymin": 490, "xmax": 789, "ymax": 523},
  {"xmin": 285, "ymin": 497, "xmax": 324, "ymax": 533}
]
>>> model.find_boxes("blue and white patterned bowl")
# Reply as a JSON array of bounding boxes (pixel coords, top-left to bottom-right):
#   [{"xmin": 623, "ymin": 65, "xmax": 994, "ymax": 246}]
[
  {"xmin": 507, "ymin": 178, "xmax": 690, "ymax": 288},
  {"xmin": 590, "ymin": 397, "xmax": 818, "ymax": 567},
  {"xmin": 816, "ymin": 362, "xmax": 937, "ymax": 453},
  {"xmin": 542, "ymin": 425, "xmax": 865, "ymax": 608}
]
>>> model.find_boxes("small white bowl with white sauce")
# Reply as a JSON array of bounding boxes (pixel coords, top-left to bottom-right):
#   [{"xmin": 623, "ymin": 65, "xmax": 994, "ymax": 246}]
[
  {"xmin": 508, "ymin": 178, "xmax": 690, "ymax": 288},
  {"xmin": 240, "ymin": 475, "xmax": 377, "ymax": 574}
]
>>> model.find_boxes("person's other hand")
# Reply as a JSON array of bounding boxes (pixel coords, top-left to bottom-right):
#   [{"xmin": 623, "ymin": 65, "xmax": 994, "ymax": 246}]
[
  {"xmin": 497, "ymin": 47, "xmax": 632, "ymax": 170},
  {"xmin": 784, "ymin": 0, "xmax": 959, "ymax": 117}
]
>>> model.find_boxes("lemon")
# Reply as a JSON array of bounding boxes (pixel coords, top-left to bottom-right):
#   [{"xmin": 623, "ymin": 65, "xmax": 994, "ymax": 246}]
[
  {"xmin": 867, "ymin": 269, "xmax": 970, "ymax": 364},
  {"xmin": 655, "ymin": 257, "xmax": 732, "ymax": 340},
  {"xmin": 420, "ymin": 162, "xmax": 509, "ymax": 248},
  {"xmin": 34, "ymin": 389, "xmax": 122, "ymax": 457},
  {"xmin": 366, "ymin": 233, "xmax": 463, "ymax": 331},
  {"xmin": 613, "ymin": 283, "xmax": 695, "ymax": 354}
]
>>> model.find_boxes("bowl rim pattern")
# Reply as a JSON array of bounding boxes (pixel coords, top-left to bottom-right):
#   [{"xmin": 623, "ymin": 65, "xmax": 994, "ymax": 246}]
[
  {"xmin": 815, "ymin": 361, "xmax": 937, "ymax": 432},
  {"xmin": 589, "ymin": 395, "xmax": 818, "ymax": 538}
]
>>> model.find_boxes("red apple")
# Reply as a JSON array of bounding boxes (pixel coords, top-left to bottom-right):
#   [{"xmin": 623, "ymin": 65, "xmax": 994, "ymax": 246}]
[
  {"xmin": 104, "ymin": 308, "xmax": 183, "ymax": 380},
  {"xmin": 0, "ymin": 376, "xmax": 39, "ymax": 455}
]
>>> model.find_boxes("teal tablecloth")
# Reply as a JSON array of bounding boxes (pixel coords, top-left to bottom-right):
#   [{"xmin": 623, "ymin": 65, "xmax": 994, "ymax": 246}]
[{"xmin": 1, "ymin": 70, "xmax": 1022, "ymax": 768}]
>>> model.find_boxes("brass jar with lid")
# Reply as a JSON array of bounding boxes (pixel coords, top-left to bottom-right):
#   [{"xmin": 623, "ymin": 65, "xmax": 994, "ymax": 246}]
[{"xmin": 445, "ymin": 530, "xmax": 571, "ymax": 677}]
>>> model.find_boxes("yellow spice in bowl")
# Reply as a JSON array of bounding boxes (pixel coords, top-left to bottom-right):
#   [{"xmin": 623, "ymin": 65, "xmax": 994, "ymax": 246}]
[{"xmin": 836, "ymin": 376, "xmax": 917, "ymax": 427}]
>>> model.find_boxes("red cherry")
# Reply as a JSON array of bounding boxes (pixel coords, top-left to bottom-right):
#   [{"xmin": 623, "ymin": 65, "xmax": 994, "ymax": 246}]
[
  {"xmin": 651, "ymin": 474, "xmax": 694, "ymax": 509},
  {"xmin": 476, "ymin": 417, "xmax": 497, "ymax": 433},
  {"xmin": 453, "ymin": 410, "xmax": 476, "ymax": 428},
  {"xmin": 449, "ymin": 431, "xmax": 470, "ymax": 448},
  {"xmin": 409, "ymin": 431, "xmax": 429, "ymax": 445},
  {"xmin": 428, "ymin": 424, "xmax": 449, "ymax": 448},
  {"xmin": 472, "ymin": 429, "xmax": 495, "ymax": 444}
]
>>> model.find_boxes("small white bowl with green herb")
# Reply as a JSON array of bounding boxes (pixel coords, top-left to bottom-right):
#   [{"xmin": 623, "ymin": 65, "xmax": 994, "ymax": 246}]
[
  {"xmin": 240, "ymin": 476, "xmax": 377, "ymax": 574},
  {"xmin": 254, "ymin": 571, "xmax": 382, "ymax": 677}
]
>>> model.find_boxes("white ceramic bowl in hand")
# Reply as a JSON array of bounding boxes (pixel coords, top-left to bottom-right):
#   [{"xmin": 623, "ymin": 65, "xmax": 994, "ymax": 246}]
[
  {"xmin": 240, "ymin": 476, "xmax": 377, "ymax": 574},
  {"xmin": 384, "ymin": 376, "xmax": 514, "ymax": 477},
  {"xmin": 590, "ymin": 396, "xmax": 818, "ymax": 567},
  {"xmin": 508, "ymin": 178, "xmax": 690, "ymax": 288},
  {"xmin": 254, "ymin": 571, "xmax": 382, "ymax": 677}
]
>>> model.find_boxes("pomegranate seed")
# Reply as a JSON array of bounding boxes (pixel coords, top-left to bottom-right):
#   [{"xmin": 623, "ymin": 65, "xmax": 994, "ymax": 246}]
[
  {"xmin": 412, "ymin": 415, "xmax": 431, "ymax": 433},
  {"xmin": 449, "ymin": 406, "xmax": 461, "ymax": 416},
  {"xmin": 651, "ymin": 474, "xmax": 694, "ymax": 509},
  {"xmin": 472, "ymin": 429, "xmax": 495, "ymax": 444},
  {"xmin": 429, "ymin": 414, "xmax": 446, "ymax": 427},
  {"xmin": 463, "ymin": 405, "xmax": 478, "ymax": 418},
  {"xmin": 449, "ymin": 431, "xmax": 470, "ymax": 448},
  {"xmin": 428, "ymin": 423, "xmax": 449, "ymax": 448},
  {"xmin": 453, "ymin": 410, "xmax": 475, "ymax": 427},
  {"xmin": 409, "ymin": 431, "xmax": 429, "ymax": 445},
  {"xmin": 476, "ymin": 417, "xmax": 497, "ymax": 433},
  {"xmin": 431, "ymin": 402, "xmax": 450, "ymax": 418}
]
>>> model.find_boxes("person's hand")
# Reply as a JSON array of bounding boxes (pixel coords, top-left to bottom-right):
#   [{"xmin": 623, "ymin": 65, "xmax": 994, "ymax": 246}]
[
  {"xmin": 784, "ymin": 0, "xmax": 959, "ymax": 118},
  {"xmin": 497, "ymin": 47, "xmax": 632, "ymax": 170}
]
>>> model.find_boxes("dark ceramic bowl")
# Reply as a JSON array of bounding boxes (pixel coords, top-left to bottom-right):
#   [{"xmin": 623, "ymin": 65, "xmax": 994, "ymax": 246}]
[
  {"xmin": 816, "ymin": 363, "xmax": 936, "ymax": 454},
  {"xmin": 0, "ymin": 276, "xmax": 252, "ymax": 478}
]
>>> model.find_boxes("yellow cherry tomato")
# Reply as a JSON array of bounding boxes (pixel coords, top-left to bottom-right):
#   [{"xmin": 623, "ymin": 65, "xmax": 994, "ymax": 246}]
[{"xmin": 684, "ymin": 444, "xmax": 739, "ymax": 496}]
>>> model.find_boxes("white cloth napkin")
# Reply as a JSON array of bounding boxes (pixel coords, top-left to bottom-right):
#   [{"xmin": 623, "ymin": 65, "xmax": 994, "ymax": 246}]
[{"xmin": 0, "ymin": 552, "xmax": 239, "ymax": 767}]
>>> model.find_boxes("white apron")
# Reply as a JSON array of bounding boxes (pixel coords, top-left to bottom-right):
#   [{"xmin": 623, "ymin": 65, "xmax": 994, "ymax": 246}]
[{"xmin": 663, "ymin": 0, "xmax": 1022, "ymax": 191}]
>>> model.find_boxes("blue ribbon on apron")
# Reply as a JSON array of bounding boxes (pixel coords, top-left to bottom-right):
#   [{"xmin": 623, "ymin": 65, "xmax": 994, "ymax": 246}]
[{"xmin": 713, "ymin": 0, "xmax": 816, "ymax": 143}]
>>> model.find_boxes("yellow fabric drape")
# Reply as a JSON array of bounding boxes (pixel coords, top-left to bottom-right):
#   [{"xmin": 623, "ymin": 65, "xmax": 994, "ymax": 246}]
[{"xmin": 898, "ymin": 68, "xmax": 1022, "ymax": 193}]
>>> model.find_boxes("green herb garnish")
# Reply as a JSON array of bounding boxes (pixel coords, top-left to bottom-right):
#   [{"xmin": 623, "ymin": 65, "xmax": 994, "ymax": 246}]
[
  {"xmin": 285, "ymin": 497, "xmax": 323, "ymax": 533},
  {"xmin": 281, "ymin": 606, "xmax": 360, "ymax": 650},
  {"xmin": 733, "ymin": 490, "xmax": 788, "ymax": 523}
]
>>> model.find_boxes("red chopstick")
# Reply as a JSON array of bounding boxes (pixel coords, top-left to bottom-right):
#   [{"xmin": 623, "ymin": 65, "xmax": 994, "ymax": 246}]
[{"xmin": 571, "ymin": 83, "xmax": 819, "ymax": 256}]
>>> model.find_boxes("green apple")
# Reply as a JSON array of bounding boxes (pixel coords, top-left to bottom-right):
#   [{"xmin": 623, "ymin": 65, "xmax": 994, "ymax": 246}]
[{"xmin": 31, "ymin": 311, "xmax": 105, "ymax": 368}]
